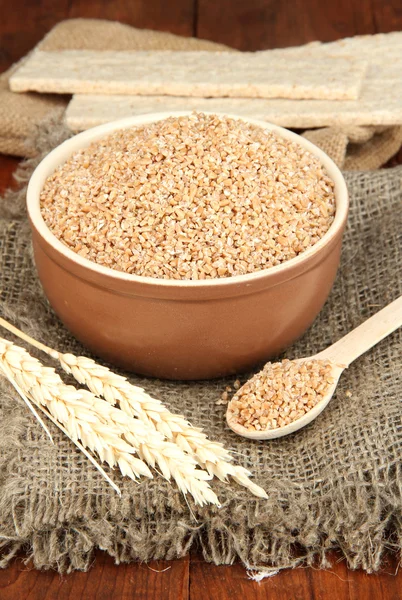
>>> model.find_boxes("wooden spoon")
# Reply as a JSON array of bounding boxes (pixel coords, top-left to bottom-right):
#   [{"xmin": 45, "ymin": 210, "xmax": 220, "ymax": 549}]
[{"xmin": 227, "ymin": 296, "xmax": 402, "ymax": 440}]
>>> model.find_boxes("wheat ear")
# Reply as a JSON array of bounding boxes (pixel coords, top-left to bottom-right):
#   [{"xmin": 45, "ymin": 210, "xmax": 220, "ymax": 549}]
[
  {"xmin": 0, "ymin": 336, "xmax": 219, "ymax": 507},
  {"xmin": 61, "ymin": 357, "xmax": 266, "ymax": 498},
  {"xmin": 0, "ymin": 319, "xmax": 267, "ymax": 499}
]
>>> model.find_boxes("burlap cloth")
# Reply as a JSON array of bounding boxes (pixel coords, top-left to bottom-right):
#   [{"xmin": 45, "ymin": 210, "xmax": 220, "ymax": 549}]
[
  {"xmin": 0, "ymin": 121, "xmax": 401, "ymax": 574},
  {"xmin": 1, "ymin": 18, "xmax": 402, "ymax": 169}
]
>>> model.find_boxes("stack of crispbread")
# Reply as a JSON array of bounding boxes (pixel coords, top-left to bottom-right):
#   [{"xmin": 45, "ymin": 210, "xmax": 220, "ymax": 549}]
[{"xmin": 2, "ymin": 19, "xmax": 402, "ymax": 168}]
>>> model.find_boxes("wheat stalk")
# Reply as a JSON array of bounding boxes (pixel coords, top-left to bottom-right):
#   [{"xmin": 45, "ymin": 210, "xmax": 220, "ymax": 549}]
[
  {"xmin": 0, "ymin": 335, "xmax": 220, "ymax": 507},
  {"xmin": 0, "ymin": 318, "xmax": 267, "ymax": 499}
]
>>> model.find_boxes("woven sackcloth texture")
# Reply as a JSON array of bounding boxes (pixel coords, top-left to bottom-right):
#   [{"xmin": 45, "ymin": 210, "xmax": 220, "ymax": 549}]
[
  {"xmin": 302, "ymin": 125, "xmax": 402, "ymax": 170},
  {"xmin": 0, "ymin": 123, "xmax": 401, "ymax": 574},
  {"xmin": 1, "ymin": 18, "xmax": 402, "ymax": 169}
]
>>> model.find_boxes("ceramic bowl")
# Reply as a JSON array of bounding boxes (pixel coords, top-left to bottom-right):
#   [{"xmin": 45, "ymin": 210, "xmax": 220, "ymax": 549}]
[{"xmin": 27, "ymin": 112, "xmax": 349, "ymax": 380}]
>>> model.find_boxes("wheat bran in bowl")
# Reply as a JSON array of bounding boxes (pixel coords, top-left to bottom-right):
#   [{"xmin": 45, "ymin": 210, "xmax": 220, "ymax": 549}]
[
  {"xmin": 228, "ymin": 359, "xmax": 334, "ymax": 431},
  {"xmin": 28, "ymin": 111, "xmax": 348, "ymax": 379},
  {"xmin": 40, "ymin": 113, "xmax": 336, "ymax": 281}
]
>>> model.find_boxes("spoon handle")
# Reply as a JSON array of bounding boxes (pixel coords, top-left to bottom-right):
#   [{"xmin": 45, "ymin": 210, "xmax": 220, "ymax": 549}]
[{"xmin": 317, "ymin": 295, "xmax": 402, "ymax": 367}]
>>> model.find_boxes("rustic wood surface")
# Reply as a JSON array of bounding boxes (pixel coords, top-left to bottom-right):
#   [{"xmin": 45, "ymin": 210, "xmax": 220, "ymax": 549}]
[
  {"xmin": 0, "ymin": 546, "xmax": 401, "ymax": 600},
  {"xmin": 1, "ymin": 1, "xmax": 402, "ymax": 597}
]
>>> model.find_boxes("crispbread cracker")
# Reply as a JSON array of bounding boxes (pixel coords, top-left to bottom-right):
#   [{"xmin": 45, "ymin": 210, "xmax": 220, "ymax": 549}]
[
  {"xmin": 258, "ymin": 34, "xmax": 402, "ymax": 77},
  {"xmin": 10, "ymin": 49, "xmax": 367, "ymax": 100},
  {"xmin": 65, "ymin": 78, "xmax": 402, "ymax": 132},
  {"xmin": 257, "ymin": 33, "xmax": 402, "ymax": 83}
]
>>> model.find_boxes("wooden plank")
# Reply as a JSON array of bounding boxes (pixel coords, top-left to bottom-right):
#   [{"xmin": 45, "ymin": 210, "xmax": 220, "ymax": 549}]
[
  {"xmin": 0, "ymin": 0, "xmax": 195, "ymax": 72},
  {"xmin": 189, "ymin": 551, "xmax": 402, "ymax": 600},
  {"xmin": 9, "ymin": 50, "xmax": 366, "ymax": 100},
  {"xmin": 196, "ymin": 0, "xmax": 402, "ymax": 50},
  {"xmin": 1, "ymin": 547, "xmax": 401, "ymax": 600},
  {"xmin": 68, "ymin": 0, "xmax": 195, "ymax": 38},
  {"xmin": 0, "ymin": 155, "xmax": 19, "ymax": 194},
  {"xmin": 0, "ymin": 0, "xmax": 71, "ymax": 72},
  {"xmin": 363, "ymin": 0, "xmax": 402, "ymax": 32},
  {"xmin": 0, "ymin": 552, "xmax": 190, "ymax": 600}
]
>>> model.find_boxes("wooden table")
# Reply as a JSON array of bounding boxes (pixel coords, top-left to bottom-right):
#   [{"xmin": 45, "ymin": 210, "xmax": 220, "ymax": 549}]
[{"xmin": 1, "ymin": 2, "xmax": 402, "ymax": 597}]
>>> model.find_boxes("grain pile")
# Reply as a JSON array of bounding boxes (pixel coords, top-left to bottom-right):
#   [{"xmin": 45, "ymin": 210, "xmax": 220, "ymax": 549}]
[
  {"xmin": 228, "ymin": 359, "xmax": 334, "ymax": 431},
  {"xmin": 40, "ymin": 113, "xmax": 336, "ymax": 280}
]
